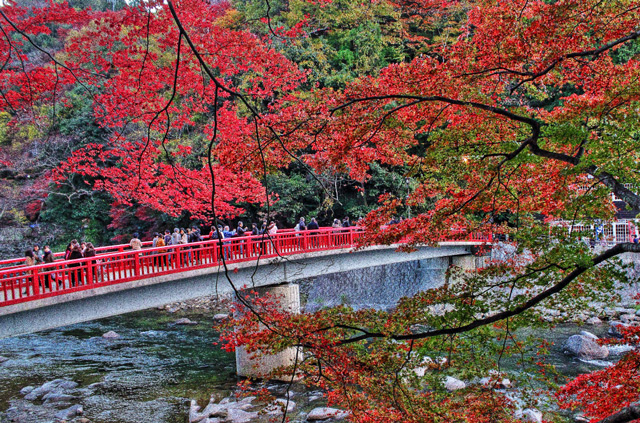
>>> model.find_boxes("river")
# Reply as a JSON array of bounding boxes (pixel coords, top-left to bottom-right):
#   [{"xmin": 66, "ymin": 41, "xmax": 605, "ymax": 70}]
[{"xmin": 0, "ymin": 306, "xmax": 627, "ymax": 423}]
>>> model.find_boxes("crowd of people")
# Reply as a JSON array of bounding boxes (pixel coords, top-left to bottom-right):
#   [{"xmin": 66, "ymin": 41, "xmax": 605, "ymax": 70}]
[
  {"xmin": 9, "ymin": 215, "xmax": 367, "ymax": 295},
  {"xmin": 18, "ymin": 216, "xmax": 357, "ymax": 283}
]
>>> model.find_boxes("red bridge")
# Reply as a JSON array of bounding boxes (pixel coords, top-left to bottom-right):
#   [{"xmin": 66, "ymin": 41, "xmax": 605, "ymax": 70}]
[
  {"xmin": 0, "ymin": 227, "xmax": 490, "ymax": 308},
  {"xmin": 0, "ymin": 227, "xmax": 491, "ymax": 340}
]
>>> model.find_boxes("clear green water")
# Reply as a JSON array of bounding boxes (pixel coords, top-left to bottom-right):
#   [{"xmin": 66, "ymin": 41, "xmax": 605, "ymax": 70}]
[{"xmin": 0, "ymin": 309, "xmax": 237, "ymax": 423}]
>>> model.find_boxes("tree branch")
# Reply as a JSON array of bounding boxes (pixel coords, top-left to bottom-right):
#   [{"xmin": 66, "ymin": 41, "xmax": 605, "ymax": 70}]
[
  {"xmin": 595, "ymin": 405, "xmax": 640, "ymax": 423},
  {"xmin": 334, "ymin": 243, "xmax": 640, "ymax": 345}
]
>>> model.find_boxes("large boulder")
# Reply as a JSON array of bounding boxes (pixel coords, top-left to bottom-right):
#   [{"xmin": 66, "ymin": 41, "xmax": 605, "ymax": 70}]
[
  {"xmin": 444, "ymin": 376, "xmax": 466, "ymax": 391},
  {"xmin": 54, "ymin": 404, "xmax": 83, "ymax": 421},
  {"xmin": 585, "ymin": 317, "xmax": 602, "ymax": 325},
  {"xmin": 609, "ymin": 321, "xmax": 632, "ymax": 338},
  {"xmin": 24, "ymin": 379, "xmax": 67, "ymax": 400},
  {"xmin": 563, "ymin": 334, "xmax": 609, "ymax": 360},
  {"xmin": 515, "ymin": 408, "xmax": 542, "ymax": 423},
  {"xmin": 307, "ymin": 407, "xmax": 350, "ymax": 421}
]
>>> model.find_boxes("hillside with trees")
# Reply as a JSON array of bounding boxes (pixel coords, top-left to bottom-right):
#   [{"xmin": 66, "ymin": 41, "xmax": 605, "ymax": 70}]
[{"xmin": 1, "ymin": 0, "xmax": 640, "ymax": 422}]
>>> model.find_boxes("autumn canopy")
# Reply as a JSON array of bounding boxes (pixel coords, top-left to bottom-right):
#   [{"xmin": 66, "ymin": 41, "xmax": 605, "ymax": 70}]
[{"xmin": 1, "ymin": 0, "xmax": 640, "ymax": 421}]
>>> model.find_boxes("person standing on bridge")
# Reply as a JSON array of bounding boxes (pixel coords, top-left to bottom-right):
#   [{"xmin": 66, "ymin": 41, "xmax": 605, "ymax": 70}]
[
  {"xmin": 42, "ymin": 246, "xmax": 56, "ymax": 290},
  {"xmin": 307, "ymin": 217, "xmax": 319, "ymax": 248},
  {"xmin": 235, "ymin": 222, "xmax": 247, "ymax": 258},
  {"xmin": 84, "ymin": 243, "xmax": 96, "ymax": 284},
  {"xmin": 32, "ymin": 245, "xmax": 43, "ymax": 264},
  {"xmin": 22, "ymin": 250, "xmax": 36, "ymax": 295},
  {"xmin": 67, "ymin": 243, "xmax": 83, "ymax": 287},
  {"xmin": 155, "ymin": 233, "xmax": 166, "ymax": 267},
  {"xmin": 130, "ymin": 233, "xmax": 142, "ymax": 251},
  {"xmin": 171, "ymin": 228, "xmax": 181, "ymax": 247},
  {"xmin": 295, "ymin": 217, "xmax": 306, "ymax": 249}
]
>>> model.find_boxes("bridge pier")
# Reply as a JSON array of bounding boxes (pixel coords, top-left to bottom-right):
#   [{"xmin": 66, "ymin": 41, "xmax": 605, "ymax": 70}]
[
  {"xmin": 451, "ymin": 255, "xmax": 476, "ymax": 270},
  {"xmin": 235, "ymin": 284, "xmax": 302, "ymax": 380}
]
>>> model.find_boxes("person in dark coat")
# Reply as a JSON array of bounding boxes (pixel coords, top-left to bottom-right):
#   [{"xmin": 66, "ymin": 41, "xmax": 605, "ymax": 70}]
[
  {"xmin": 42, "ymin": 246, "xmax": 55, "ymax": 290},
  {"xmin": 307, "ymin": 218, "xmax": 319, "ymax": 230},
  {"xmin": 67, "ymin": 243, "xmax": 83, "ymax": 287}
]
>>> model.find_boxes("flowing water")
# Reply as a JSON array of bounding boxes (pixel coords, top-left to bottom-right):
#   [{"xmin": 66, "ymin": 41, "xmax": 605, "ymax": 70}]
[
  {"xmin": 0, "ymin": 310, "xmax": 238, "ymax": 423},
  {"xmin": 0, "ymin": 307, "xmax": 626, "ymax": 423},
  {"xmin": 0, "ymin": 259, "xmax": 632, "ymax": 422}
]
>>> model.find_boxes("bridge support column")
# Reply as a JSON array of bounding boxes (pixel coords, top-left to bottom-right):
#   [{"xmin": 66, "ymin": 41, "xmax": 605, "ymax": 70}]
[
  {"xmin": 235, "ymin": 284, "xmax": 301, "ymax": 380},
  {"xmin": 451, "ymin": 255, "xmax": 476, "ymax": 270}
]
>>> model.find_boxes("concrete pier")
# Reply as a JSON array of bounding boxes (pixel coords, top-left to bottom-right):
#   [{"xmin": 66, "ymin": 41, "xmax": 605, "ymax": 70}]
[{"xmin": 235, "ymin": 284, "xmax": 301, "ymax": 380}]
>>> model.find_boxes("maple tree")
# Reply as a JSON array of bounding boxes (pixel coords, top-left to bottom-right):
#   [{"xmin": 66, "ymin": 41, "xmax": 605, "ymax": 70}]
[{"xmin": 1, "ymin": 0, "xmax": 640, "ymax": 422}]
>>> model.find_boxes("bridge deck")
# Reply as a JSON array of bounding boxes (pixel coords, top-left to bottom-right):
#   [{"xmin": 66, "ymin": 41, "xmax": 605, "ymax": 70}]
[{"xmin": 1, "ymin": 227, "xmax": 491, "ymax": 311}]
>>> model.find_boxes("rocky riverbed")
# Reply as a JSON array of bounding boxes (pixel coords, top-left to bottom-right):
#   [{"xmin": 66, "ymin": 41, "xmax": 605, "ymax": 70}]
[{"xmin": 1, "ymin": 292, "xmax": 638, "ymax": 423}]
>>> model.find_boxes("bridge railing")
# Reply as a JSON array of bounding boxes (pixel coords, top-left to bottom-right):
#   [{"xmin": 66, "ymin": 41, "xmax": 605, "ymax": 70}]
[
  {"xmin": 0, "ymin": 226, "xmax": 491, "ymax": 308},
  {"xmin": 0, "ymin": 230, "xmax": 306, "ymax": 270},
  {"xmin": 0, "ymin": 227, "xmax": 365, "ymax": 307}
]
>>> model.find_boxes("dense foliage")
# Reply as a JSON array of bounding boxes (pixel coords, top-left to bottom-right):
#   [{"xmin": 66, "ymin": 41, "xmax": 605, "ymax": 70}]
[{"xmin": 1, "ymin": 0, "xmax": 640, "ymax": 422}]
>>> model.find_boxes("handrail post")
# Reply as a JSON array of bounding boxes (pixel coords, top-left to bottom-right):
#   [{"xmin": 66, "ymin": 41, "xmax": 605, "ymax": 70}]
[
  {"xmin": 134, "ymin": 253, "xmax": 140, "ymax": 276},
  {"xmin": 32, "ymin": 267, "xmax": 39, "ymax": 296},
  {"xmin": 176, "ymin": 246, "xmax": 182, "ymax": 269},
  {"xmin": 87, "ymin": 260, "xmax": 93, "ymax": 285}
]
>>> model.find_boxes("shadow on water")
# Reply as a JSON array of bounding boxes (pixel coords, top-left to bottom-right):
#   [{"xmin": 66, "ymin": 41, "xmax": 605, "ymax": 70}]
[{"xmin": 0, "ymin": 308, "xmax": 236, "ymax": 423}]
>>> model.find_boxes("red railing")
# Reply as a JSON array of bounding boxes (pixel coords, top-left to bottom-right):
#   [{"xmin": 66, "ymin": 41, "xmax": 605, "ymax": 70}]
[{"xmin": 0, "ymin": 227, "xmax": 491, "ymax": 308}]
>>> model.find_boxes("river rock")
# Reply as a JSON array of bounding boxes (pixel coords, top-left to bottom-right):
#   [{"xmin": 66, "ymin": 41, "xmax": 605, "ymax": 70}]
[
  {"xmin": 413, "ymin": 367, "xmax": 427, "ymax": 377},
  {"xmin": 479, "ymin": 376, "xmax": 511, "ymax": 389},
  {"xmin": 616, "ymin": 307, "xmax": 636, "ymax": 315},
  {"xmin": 308, "ymin": 392, "xmax": 324, "ymax": 402},
  {"xmin": 609, "ymin": 321, "xmax": 631, "ymax": 338},
  {"xmin": 54, "ymin": 404, "xmax": 83, "ymax": 421},
  {"xmin": 0, "ymin": 355, "xmax": 8, "ymax": 363},
  {"xmin": 636, "ymin": 309, "xmax": 640, "ymax": 317},
  {"xmin": 586, "ymin": 317, "xmax": 602, "ymax": 325},
  {"xmin": 563, "ymin": 334, "xmax": 609, "ymax": 360},
  {"xmin": 102, "ymin": 330, "xmax": 120, "ymax": 339},
  {"xmin": 87, "ymin": 382, "xmax": 105, "ymax": 390},
  {"xmin": 174, "ymin": 318, "xmax": 198, "ymax": 325},
  {"xmin": 213, "ymin": 314, "xmax": 229, "ymax": 321},
  {"xmin": 307, "ymin": 407, "xmax": 350, "ymax": 421},
  {"xmin": 515, "ymin": 408, "xmax": 542, "ymax": 423},
  {"xmin": 20, "ymin": 386, "xmax": 34, "ymax": 395},
  {"xmin": 224, "ymin": 407, "xmax": 259, "ymax": 423},
  {"xmin": 24, "ymin": 379, "xmax": 66, "ymax": 400},
  {"xmin": 58, "ymin": 380, "xmax": 79, "ymax": 390},
  {"xmin": 580, "ymin": 331, "xmax": 598, "ymax": 340},
  {"xmin": 43, "ymin": 391, "xmax": 76, "ymax": 404},
  {"xmin": 189, "ymin": 399, "xmax": 227, "ymax": 423},
  {"xmin": 266, "ymin": 399, "xmax": 296, "ymax": 415},
  {"xmin": 620, "ymin": 314, "xmax": 638, "ymax": 323},
  {"xmin": 444, "ymin": 376, "xmax": 466, "ymax": 391}
]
